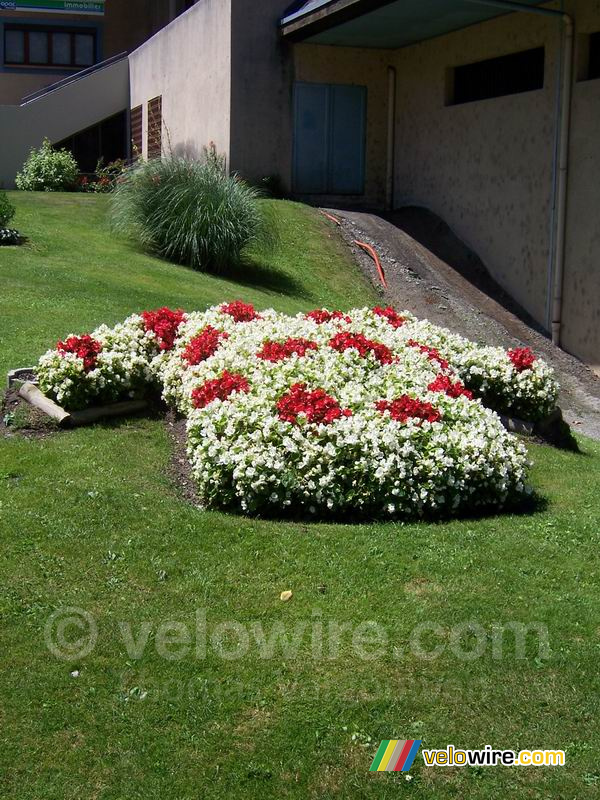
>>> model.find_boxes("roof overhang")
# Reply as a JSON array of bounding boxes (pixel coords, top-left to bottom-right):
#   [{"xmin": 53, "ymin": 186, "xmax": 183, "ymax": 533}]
[{"xmin": 281, "ymin": 0, "xmax": 548, "ymax": 49}]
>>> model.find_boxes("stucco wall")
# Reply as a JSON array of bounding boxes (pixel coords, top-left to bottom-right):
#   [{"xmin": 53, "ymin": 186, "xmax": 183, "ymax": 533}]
[
  {"xmin": 229, "ymin": 0, "xmax": 293, "ymax": 188},
  {"xmin": 561, "ymin": 0, "xmax": 600, "ymax": 368},
  {"xmin": 389, "ymin": 0, "xmax": 600, "ymax": 368},
  {"xmin": 293, "ymin": 42, "xmax": 389, "ymax": 207},
  {"xmin": 391, "ymin": 11, "xmax": 558, "ymax": 329},
  {"xmin": 128, "ymin": 0, "xmax": 232, "ymax": 162}
]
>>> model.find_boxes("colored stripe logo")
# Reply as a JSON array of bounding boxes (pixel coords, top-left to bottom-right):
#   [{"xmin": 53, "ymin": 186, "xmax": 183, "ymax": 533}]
[{"xmin": 370, "ymin": 739, "xmax": 422, "ymax": 772}]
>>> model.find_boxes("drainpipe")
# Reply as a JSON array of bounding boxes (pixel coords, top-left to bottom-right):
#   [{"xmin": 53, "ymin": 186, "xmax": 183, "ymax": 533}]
[
  {"xmin": 386, "ymin": 65, "xmax": 397, "ymax": 210},
  {"xmin": 464, "ymin": 0, "xmax": 574, "ymax": 347}
]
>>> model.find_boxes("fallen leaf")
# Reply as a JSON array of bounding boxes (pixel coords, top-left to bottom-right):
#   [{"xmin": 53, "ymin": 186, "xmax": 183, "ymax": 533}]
[{"xmin": 280, "ymin": 590, "xmax": 293, "ymax": 602}]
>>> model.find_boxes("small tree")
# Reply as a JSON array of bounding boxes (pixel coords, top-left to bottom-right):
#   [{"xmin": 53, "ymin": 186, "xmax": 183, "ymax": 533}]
[{"xmin": 16, "ymin": 139, "xmax": 78, "ymax": 192}]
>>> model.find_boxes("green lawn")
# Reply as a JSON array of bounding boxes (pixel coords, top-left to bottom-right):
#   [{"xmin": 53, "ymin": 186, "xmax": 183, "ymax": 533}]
[{"xmin": 1, "ymin": 193, "xmax": 599, "ymax": 799}]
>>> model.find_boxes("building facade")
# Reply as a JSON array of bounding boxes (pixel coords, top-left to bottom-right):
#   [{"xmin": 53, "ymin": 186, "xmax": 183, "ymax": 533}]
[
  {"xmin": 0, "ymin": 0, "xmax": 193, "ymax": 104},
  {"xmin": 0, "ymin": 0, "xmax": 599, "ymax": 370}
]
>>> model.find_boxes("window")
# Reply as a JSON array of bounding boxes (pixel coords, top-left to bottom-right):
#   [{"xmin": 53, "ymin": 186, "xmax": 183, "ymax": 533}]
[
  {"xmin": 450, "ymin": 47, "xmax": 545, "ymax": 105},
  {"xmin": 56, "ymin": 111, "xmax": 127, "ymax": 174},
  {"xmin": 3, "ymin": 25, "xmax": 96, "ymax": 69},
  {"xmin": 588, "ymin": 32, "xmax": 600, "ymax": 81},
  {"xmin": 147, "ymin": 96, "xmax": 162, "ymax": 160}
]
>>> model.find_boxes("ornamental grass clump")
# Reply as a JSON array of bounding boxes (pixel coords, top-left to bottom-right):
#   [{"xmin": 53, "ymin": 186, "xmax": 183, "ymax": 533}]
[
  {"xmin": 111, "ymin": 155, "xmax": 271, "ymax": 273},
  {"xmin": 37, "ymin": 303, "xmax": 560, "ymax": 520}
]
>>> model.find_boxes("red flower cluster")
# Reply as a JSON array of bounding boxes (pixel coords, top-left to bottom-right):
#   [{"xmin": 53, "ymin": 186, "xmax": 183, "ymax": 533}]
[
  {"xmin": 305, "ymin": 309, "xmax": 351, "ymax": 324},
  {"xmin": 407, "ymin": 339, "xmax": 449, "ymax": 371},
  {"xmin": 428, "ymin": 373, "xmax": 473, "ymax": 399},
  {"xmin": 142, "ymin": 307, "xmax": 186, "ymax": 351},
  {"xmin": 57, "ymin": 335, "xmax": 102, "ymax": 372},
  {"xmin": 329, "ymin": 331, "xmax": 394, "ymax": 364},
  {"xmin": 221, "ymin": 301, "xmax": 260, "ymax": 323},
  {"xmin": 376, "ymin": 395, "xmax": 442, "ymax": 424},
  {"xmin": 191, "ymin": 370, "xmax": 249, "ymax": 409},
  {"xmin": 257, "ymin": 337, "xmax": 318, "ymax": 362},
  {"xmin": 277, "ymin": 383, "xmax": 352, "ymax": 425},
  {"xmin": 182, "ymin": 326, "xmax": 229, "ymax": 366},
  {"xmin": 508, "ymin": 347, "xmax": 536, "ymax": 372},
  {"xmin": 373, "ymin": 306, "xmax": 406, "ymax": 329}
]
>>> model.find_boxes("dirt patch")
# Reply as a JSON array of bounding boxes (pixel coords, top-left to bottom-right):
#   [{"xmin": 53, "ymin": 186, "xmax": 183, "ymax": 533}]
[
  {"xmin": 164, "ymin": 409, "xmax": 203, "ymax": 508},
  {"xmin": 326, "ymin": 207, "xmax": 600, "ymax": 442}
]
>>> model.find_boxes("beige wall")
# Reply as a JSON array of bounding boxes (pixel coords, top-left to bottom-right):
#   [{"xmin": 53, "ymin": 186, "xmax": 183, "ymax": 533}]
[
  {"xmin": 387, "ymin": 0, "xmax": 599, "ymax": 368},
  {"xmin": 561, "ymin": 0, "xmax": 600, "ymax": 367},
  {"xmin": 128, "ymin": 0, "xmax": 232, "ymax": 162},
  {"xmin": 229, "ymin": 0, "xmax": 293, "ymax": 188},
  {"xmin": 392, "ymin": 10, "xmax": 558, "ymax": 329},
  {"xmin": 293, "ymin": 43, "xmax": 389, "ymax": 207}
]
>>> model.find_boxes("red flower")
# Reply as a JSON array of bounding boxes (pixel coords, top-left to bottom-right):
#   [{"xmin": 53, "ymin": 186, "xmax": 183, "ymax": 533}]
[
  {"xmin": 182, "ymin": 326, "xmax": 229, "ymax": 366},
  {"xmin": 142, "ymin": 307, "xmax": 186, "ymax": 351},
  {"xmin": 57, "ymin": 334, "xmax": 102, "ymax": 372},
  {"xmin": 428, "ymin": 373, "xmax": 473, "ymax": 400},
  {"xmin": 329, "ymin": 331, "xmax": 394, "ymax": 364},
  {"xmin": 191, "ymin": 370, "xmax": 250, "ymax": 409},
  {"xmin": 376, "ymin": 395, "xmax": 442, "ymax": 424},
  {"xmin": 508, "ymin": 347, "xmax": 536, "ymax": 372},
  {"xmin": 257, "ymin": 337, "xmax": 318, "ymax": 362},
  {"xmin": 373, "ymin": 306, "xmax": 406, "ymax": 329},
  {"xmin": 277, "ymin": 383, "xmax": 352, "ymax": 425},
  {"xmin": 407, "ymin": 339, "xmax": 449, "ymax": 371},
  {"xmin": 305, "ymin": 309, "xmax": 351, "ymax": 324},
  {"xmin": 221, "ymin": 300, "xmax": 261, "ymax": 322}
]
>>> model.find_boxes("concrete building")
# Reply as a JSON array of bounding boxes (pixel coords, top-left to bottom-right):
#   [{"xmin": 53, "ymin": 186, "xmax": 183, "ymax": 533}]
[{"xmin": 0, "ymin": 0, "xmax": 598, "ymax": 369}]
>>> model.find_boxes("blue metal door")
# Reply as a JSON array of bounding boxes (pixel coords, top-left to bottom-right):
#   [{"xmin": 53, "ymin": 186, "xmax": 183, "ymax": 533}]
[{"xmin": 293, "ymin": 82, "xmax": 366, "ymax": 195}]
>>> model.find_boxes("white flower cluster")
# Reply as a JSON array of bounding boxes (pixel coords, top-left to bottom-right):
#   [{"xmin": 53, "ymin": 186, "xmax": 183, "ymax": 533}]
[
  {"xmin": 400, "ymin": 319, "xmax": 559, "ymax": 421},
  {"xmin": 36, "ymin": 304, "xmax": 559, "ymax": 519},
  {"xmin": 37, "ymin": 314, "xmax": 158, "ymax": 409}
]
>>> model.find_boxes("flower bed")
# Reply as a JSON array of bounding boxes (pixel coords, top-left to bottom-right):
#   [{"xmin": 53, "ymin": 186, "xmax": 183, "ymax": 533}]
[{"xmin": 36, "ymin": 303, "xmax": 560, "ymax": 519}]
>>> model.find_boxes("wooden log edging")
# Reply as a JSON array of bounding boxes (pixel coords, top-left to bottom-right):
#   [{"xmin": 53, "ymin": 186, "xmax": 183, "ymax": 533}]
[
  {"xmin": 18, "ymin": 382, "xmax": 71, "ymax": 426},
  {"xmin": 17, "ymin": 381, "xmax": 148, "ymax": 428}
]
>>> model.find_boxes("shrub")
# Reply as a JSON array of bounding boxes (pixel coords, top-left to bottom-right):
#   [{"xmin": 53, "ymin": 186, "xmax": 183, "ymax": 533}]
[
  {"xmin": 15, "ymin": 138, "xmax": 78, "ymax": 192},
  {"xmin": 0, "ymin": 190, "xmax": 15, "ymax": 227},
  {"xmin": 37, "ymin": 303, "xmax": 560, "ymax": 520},
  {"xmin": 111, "ymin": 155, "xmax": 271, "ymax": 273}
]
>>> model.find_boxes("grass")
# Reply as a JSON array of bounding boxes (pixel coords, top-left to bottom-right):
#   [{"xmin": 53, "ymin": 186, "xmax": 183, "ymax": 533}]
[
  {"xmin": 0, "ymin": 192, "xmax": 373, "ymax": 377},
  {"xmin": 1, "ymin": 193, "xmax": 599, "ymax": 799}
]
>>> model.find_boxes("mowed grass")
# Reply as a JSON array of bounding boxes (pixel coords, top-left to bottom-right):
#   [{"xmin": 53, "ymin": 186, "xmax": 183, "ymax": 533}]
[{"xmin": 1, "ymin": 193, "xmax": 600, "ymax": 799}]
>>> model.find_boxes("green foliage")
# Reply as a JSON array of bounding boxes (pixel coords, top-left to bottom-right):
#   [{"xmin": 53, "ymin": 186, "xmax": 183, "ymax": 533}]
[
  {"xmin": 0, "ymin": 189, "xmax": 15, "ymax": 226},
  {"xmin": 111, "ymin": 154, "xmax": 274, "ymax": 273},
  {"xmin": 15, "ymin": 138, "xmax": 78, "ymax": 192}
]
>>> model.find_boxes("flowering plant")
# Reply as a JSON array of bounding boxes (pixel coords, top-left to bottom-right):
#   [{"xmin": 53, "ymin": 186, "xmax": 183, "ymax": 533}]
[{"xmin": 37, "ymin": 302, "xmax": 559, "ymax": 518}]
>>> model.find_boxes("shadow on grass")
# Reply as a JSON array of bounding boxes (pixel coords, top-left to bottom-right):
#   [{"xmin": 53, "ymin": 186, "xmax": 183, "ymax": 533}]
[
  {"xmin": 223, "ymin": 255, "xmax": 305, "ymax": 298},
  {"xmin": 113, "ymin": 235, "xmax": 305, "ymax": 300}
]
